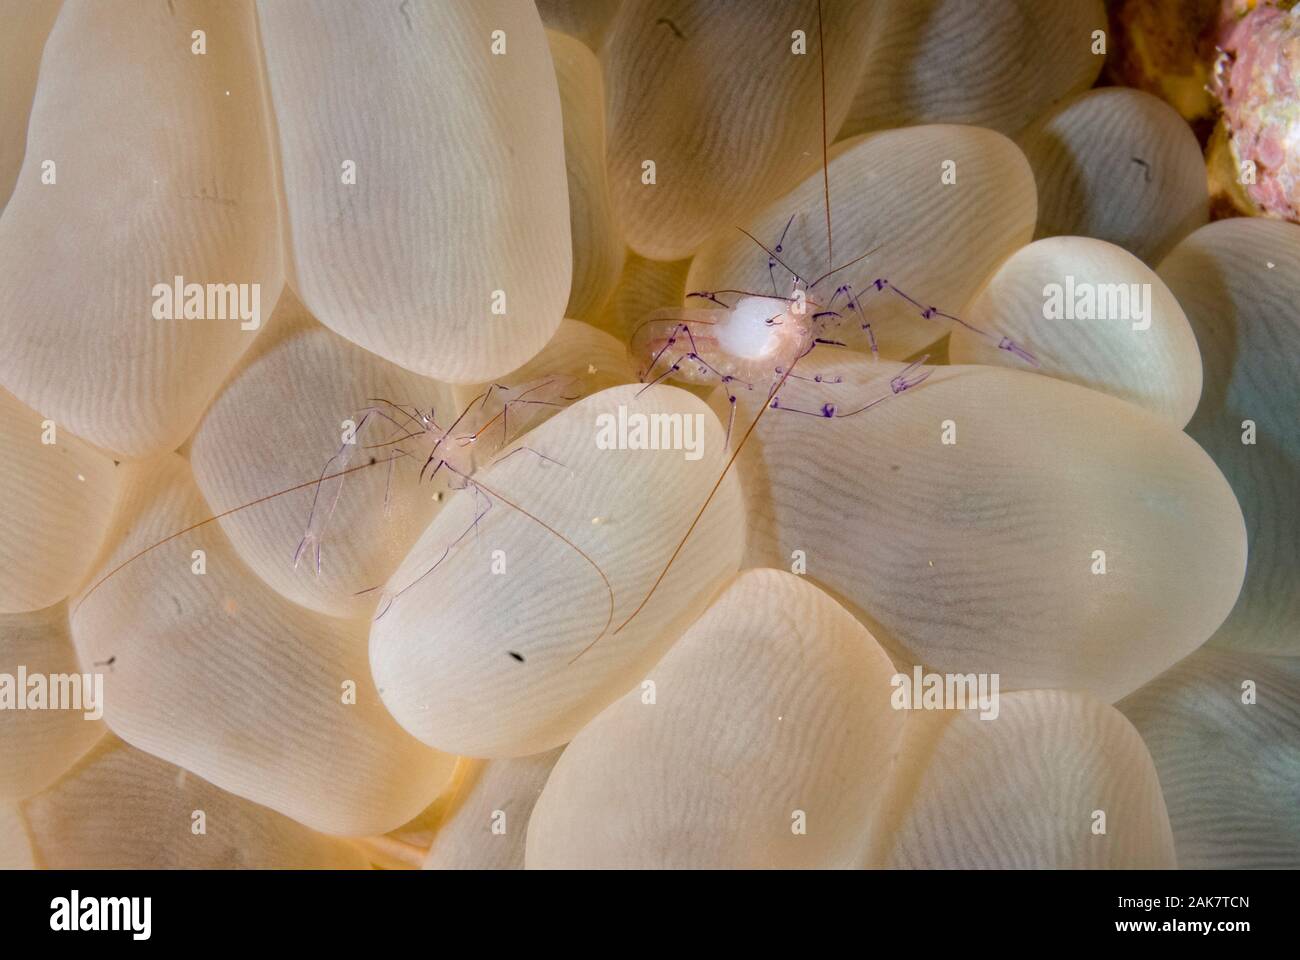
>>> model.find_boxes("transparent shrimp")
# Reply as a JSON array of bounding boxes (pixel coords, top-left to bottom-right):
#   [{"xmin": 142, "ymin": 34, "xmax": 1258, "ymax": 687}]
[
  {"xmin": 631, "ymin": 222, "xmax": 1038, "ymax": 438},
  {"xmin": 285, "ymin": 375, "xmax": 612, "ymax": 639},
  {"xmin": 292, "ymin": 406, "xmax": 386, "ymax": 576},
  {"xmin": 74, "ymin": 374, "xmax": 613, "ymax": 649},
  {"xmin": 601, "ymin": 0, "xmax": 1040, "ymax": 651},
  {"xmin": 292, "ymin": 375, "xmax": 583, "ymax": 578}
]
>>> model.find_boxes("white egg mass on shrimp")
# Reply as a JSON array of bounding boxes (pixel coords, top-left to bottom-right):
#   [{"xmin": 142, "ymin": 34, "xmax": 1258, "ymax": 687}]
[
  {"xmin": 715, "ymin": 291, "xmax": 815, "ymax": 363},
  {"xmin": 628, "ymin": 277, "xmax": 831, "ymax": 394}
]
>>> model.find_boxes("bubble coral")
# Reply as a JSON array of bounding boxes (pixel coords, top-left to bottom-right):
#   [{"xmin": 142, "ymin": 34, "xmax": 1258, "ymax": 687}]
[{"xmin": 0, "ymin": 0, "xmax": 1294, "ymax": 874}]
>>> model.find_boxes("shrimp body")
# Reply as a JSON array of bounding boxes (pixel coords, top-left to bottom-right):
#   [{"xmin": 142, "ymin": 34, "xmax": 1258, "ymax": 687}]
[
  {"xmin": 716, "ymin": 292, "xmax": 817, "ymax": 362},
  {"xmin": 294, "ymin": 376, "xmax": 581, "ymax": 576},
  {"xmin": 631, "ymin": 280, "xmax": 824, "ymax": 392}
]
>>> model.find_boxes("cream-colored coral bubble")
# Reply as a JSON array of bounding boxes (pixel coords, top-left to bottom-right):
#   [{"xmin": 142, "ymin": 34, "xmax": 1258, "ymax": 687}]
[
  {"xmin": 592, "ymin": 250, "xmax": 691, "ymax": 343},
  {"xmin": 1119, "ymin": 647, "xmax": 1300, "ymax": 868},
  {"xmin": 11, "ymin": 737, "xmax": 369, "ymax": 869},
  {"xmin": 526, "ymin": 569, "xmax": 904, "ymax": 869},
  {"xmin": 536, "ymin": 0, "xmax": 621, "ymax": 50},
  {"xmin": 70, "ymin": 455, "xmax": 455, "ymax": 836},
  {"xmin": 688, "ymin": 125, "xmax": 1037, "ymax": 361},
  {"xmin": 0, "ymin": 804, "xmax": 34, "ymax": 868},
  {"xmin": 0, "ymin": 0, "xmax": 60, "ymax": 209},
  {"xmin": 602, "ymin": 0, "xmax": 875, "ymax": 260},
  {"xmin": 0, "ymin": 0, "xmax": 283, "ymax": 458},
  {"xmin": 450, "ymin": 318, "xmax": 635, "ymax": 422},
  {"xmin": 841, "ymin": 0, "xmax": 1106, "ymax": 137},
  {"xmin": 258, "ymin": 0, "xmax": 569, "ymax": 384},
  {"xmin": 424, "ymin": 748, "xmax": 564, "ymax": 870},
  {"xmin": 188, "ymin": 292, "xmax": 451, "ymax": 620},
  {"xmin": 370, "ymin": 384, "xmax": 744, "ymax": 758},
  {"xmin": 549, "ymin": 31, "xmax": 624, "ymax": 324},
  {"xmin": 714, "ymin": 354, "xmax": 1246, "ymax": 702},
  {"xmin": 1158, "ymin": 219, "xmax": 1300, "ymax": 655},
  {"xmin": 949, "ymin": 236, "xmax": 1203, "ymax": 426},
  {"xmin": 1017, "ymin": 88, "xmax": 1208, "ymax": 264},
  {"xmin": 878, "ymin": 689, "xmax": 1175, "ymax": 868},
  {"xmin": 0, "ymin": 603, "xmax": 105, "ymax": 801},
  {"xmin": 0, "ymin": 388, "xmax": 120, "ymax": 613}
]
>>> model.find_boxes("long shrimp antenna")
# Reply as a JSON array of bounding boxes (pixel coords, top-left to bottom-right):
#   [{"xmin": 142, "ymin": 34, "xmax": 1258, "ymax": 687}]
[
  {"xmin": 603, "ymin": 0, "xmax": 837, "ymax": 642},
  {"xmin": 72, "ymin": 453, "xmax": 403, "ymax": 615},
  {"xmin": 817, "ymin": 0, "xmax": 832, "ymax": 274},
  {"xmin": 809, "ymin": 243, "xmax": 884, "ymax": 291},
  {"xmin": 605, "ymin": 360, "xmax": 800, "ymax": 642}
]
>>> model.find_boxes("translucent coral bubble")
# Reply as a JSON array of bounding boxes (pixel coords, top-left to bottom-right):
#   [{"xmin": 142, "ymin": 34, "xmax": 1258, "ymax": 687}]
[
  {"xmin": 1158, "ymin": 219, "xmax": 1300, "ymax": 655},
  {"xmin": 0, "ymin": 804, "xmax": 33, "ymax": 868},
  {"xmin": 526, "ymin": 569, "xmax": 904, "ymax": 869},
  {"xmin": 1017, "ymin": 88, "xmax": 1208, "ymax": 264},
  {"xmin": 549, "ymin": 31, "xmax": 624, "ymax": 324},
  {"xmin": 841, "ymin": 0, "xmax": 1106, "ymax": 138},
  {"xmin": 715, "ymin": 355, "xmax": 1246, "ymax": 702},
  {"xmin": 450, "ymin": 318, "xmax": 636, "ymax": 424},
  {"xmin": 1119, "ymin": 647, "xmax": 1300, "ymax": 869},
  {"xmin": 188, "ymin": 292, "xmax": 452, "ymax": 620},
  {"xmin": 0, "ymin": 0, "xmax": 60, "ymax": 209},
  {"xmin": 536, "ymin": 0, "xmax": 621, "ymax": 50},
  {"xmin": 0, "ymin": 388, "xmax": 120, "ymax": 613},
  {"xmin": 602, "ymin": 0, "xmax": 875, "ymax": 260},
  {"xmin": 14, "ymin": 737, "xmax": 369, "ymax": 868},
  {"xmin": 688, "ymin": 125, "xmax": 1036, "ymax": 361},
  {"xmin": 879, "ymin": 690, "xmax": 1175, "ymax": 868},
  {"xmin": 0, "ymin": 0, "xmax": 283, "ymax": 458},
  {"xmin": 595, "ymin": 251, "xmax": 691, "ymax": 344},
  {"xmin": 258, "ymin": 0, "xmax": 569, "ymax": 384},
  {"xmin": 950, "ymin": 236, "xmax": 1203, "ymax": 426},
  {"xmin": 70, "ymin": 455, "xmax": 455, "ymax": 836},
  {"xmin": 370, "ymin": 384, "xmax": 744, "ymax": 758},
  {"xmin": 0, "ymin": 603, "xmax": 104, "ymax": 801},
  {"xmin": 423, "ymin": 748, "xmax": 563, "ymax": 871}
]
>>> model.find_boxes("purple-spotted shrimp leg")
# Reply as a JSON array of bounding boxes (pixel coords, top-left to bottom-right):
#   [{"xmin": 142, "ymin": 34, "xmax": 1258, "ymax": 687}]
[
  {"xmin": 768, "ymin": 212, "xmax": 797, "ymax": 295},
  {"xmin": 861, "ymin": 278, "xmax": 1040, "ymax": 366},
  {"xmin": 637, "ymin": 319, "xmax": 756, "ymax": 447},
  {"xmin": 770, "ymin": 356, "xmax": 933, "ymax": 419},
  {"xmin": 640, "ymin": 215, "xmax": 810, "ymax": 441}
]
